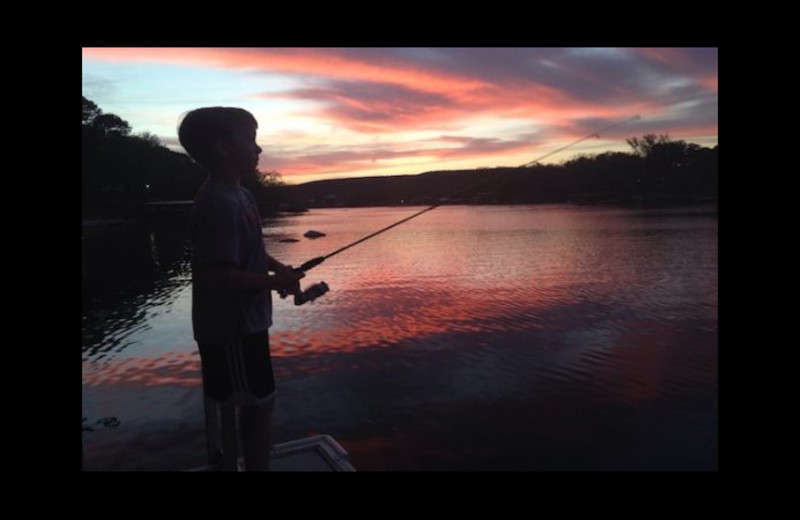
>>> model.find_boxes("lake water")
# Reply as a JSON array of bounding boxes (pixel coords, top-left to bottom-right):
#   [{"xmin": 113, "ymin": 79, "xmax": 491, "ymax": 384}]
[{"xmin": 81, "ymin": 204, "xmax": 718, "ymax": 471}]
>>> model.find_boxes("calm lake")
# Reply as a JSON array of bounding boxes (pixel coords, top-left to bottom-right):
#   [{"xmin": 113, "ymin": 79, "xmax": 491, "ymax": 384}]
[{"xmin": 81, "ymin": 204, "xmax": 718, "ymax": 471}]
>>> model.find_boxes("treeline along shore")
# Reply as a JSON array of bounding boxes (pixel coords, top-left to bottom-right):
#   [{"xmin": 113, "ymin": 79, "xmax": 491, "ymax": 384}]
[
  {"xmin": 82, "ymin": 97, "xmax": 718, "ymax": 220},
  {"xmin": 281, "ymin": 146, "xmax": 717, "ymax": 209}
]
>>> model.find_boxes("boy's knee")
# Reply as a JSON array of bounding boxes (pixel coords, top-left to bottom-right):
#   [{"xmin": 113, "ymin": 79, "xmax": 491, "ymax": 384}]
[{"xmin": 240, "ymin": 400, "xmax": 274, "ymax": 421}]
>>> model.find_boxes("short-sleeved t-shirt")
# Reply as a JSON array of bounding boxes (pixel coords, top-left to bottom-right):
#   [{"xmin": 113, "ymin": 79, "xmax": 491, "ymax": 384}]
[{"xmin": 190, "ymin": 177, "xmax": 272, "ymax": 344}]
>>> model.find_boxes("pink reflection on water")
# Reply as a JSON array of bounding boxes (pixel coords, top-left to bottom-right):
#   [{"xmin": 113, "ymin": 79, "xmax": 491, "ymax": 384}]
[
  {"xmin": 85, "ymin": 206, "xmax": 716, "ymax": 389},
  {"xmin": 269, "ymin": 207, "xmax": 603, "ymax": 361},
  {"xmin": 82, "ymin": 350, "xmax": 203, "ymax": 388}
]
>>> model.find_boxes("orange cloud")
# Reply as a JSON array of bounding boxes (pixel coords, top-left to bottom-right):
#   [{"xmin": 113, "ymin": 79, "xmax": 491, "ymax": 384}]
[
  {"xmin": 262, "ymin": 133, "xmax": 549, "ymax": 180},
  {"xmin": 84, "ymin": 47, "xmax": 630, "ymax": 132},
  {"xmin": 262, "ymin": 78, "xmax": 632, "ymax": 139},
  {"xmin": 700, "ymin": 75, "xmax": 718, "ymax": 92},
  {"xmin": 635, "ymin": 48, "xmax": 703, "ymax": 72},
  {"xmin": 84, "ymin": 48, "xmax": 716, "ymax": 182},
  {"xmin": 82, "ymin": 47, "xmax": 490, "ymax": 96}
]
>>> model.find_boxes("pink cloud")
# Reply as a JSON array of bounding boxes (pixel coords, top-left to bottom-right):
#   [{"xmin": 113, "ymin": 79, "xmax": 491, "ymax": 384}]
[
  {"xmin": 262, "ymin": 134, "xmax": 546, "ymax": 180},
  {"xmin": 635, "ymin": 47, "xmax": 718, "ymax": 93},
  {"xmin": 82, "ymin": 47, "xmax": 491, "ymax": 96},
  {"xmin": 84, "ymin": 48, "xmax": 716, "ymax": 181},
  {"xmin": 84, "ymin": 47, "xmax": 632, "ymax": 133}
]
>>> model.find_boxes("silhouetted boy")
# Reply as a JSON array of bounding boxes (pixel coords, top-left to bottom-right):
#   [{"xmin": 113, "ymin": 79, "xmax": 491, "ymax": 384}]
[{"xmin": 179, "ymin": 107, "xmax": 303, "ymax": 471}]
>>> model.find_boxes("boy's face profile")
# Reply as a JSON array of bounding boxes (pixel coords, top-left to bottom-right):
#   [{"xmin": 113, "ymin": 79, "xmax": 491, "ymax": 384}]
[{"xmin": 216, "ymin": 121, "xmax": 262, "ymax": 176}]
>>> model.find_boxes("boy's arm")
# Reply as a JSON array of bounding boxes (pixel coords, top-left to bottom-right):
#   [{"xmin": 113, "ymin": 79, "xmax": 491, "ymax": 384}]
[{"xmin": 195, "ymin": 262, "xmax": 303, "ymax": 292}]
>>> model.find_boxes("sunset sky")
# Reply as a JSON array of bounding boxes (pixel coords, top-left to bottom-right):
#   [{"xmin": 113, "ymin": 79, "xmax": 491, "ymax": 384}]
[{"xmin": 82, "ymin": 47, "xmax": 718, "ymax": 185}]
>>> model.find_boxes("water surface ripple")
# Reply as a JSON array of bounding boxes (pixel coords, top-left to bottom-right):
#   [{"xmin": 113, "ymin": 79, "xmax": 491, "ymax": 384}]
[{"xmin": 82, "ymin": 205, "xmax": 717, "ymax": 471}]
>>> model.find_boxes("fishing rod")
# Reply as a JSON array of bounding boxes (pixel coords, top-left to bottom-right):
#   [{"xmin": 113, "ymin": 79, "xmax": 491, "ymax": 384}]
[{"xmin": 281, "ymin": 114, "xmax": 642, "ymax": 305}]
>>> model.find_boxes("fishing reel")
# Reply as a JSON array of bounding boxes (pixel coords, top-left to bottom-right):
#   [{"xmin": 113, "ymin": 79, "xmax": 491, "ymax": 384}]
[
  {"xmin": 287, "ymin": 281, "xmax": 329, "ymax": 305},
  {"xmin": 278, "ymin": 263, "xmax": 329, "ymax": 305}
]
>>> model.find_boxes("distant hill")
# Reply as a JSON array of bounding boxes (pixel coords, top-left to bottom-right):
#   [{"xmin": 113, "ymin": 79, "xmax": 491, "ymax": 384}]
[
  {"xmin": 280, "ymin": 166, "xmax": 571, "ymax": 209},
  {"xmin": 279, "ymin": 143, "xmax": 717, "ymax": 209}
]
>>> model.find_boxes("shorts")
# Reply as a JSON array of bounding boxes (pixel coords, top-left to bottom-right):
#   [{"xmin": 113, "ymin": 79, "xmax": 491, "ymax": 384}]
[{"xmin": 197, "ymin": 330, "xmax": 276, "ymax": 407}]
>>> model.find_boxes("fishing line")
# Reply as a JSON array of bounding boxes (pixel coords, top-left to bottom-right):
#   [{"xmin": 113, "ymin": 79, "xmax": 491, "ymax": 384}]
[
  {"xmin": 520, "ymin": 115, "xmax": 640, "ymax": 167},
  {"xmin": 472, "ymin": 114, "xmax": 643, "ymax": 206}
]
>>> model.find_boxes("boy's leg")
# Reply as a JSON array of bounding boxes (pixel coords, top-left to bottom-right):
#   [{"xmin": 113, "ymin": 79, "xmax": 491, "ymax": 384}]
[
  {"xmin": 239, "ymin": 398, "xmax": 274, "ymax": 471},
  {"xmin": 199, "ymin": 330, "xmax": 275, "ymax": 471},
  {"xmin": 238, "ymin": 330, "xmax": 276, "ymax": 471}
]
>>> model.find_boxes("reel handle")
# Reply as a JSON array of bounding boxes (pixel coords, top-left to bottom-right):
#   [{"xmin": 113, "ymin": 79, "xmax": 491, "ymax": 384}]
[
  {"xmin": 278, "ymin": 257, "xmax": 326, "ymax": 299},
  {"xmin": 292, "ymin": 281, "xmax": 329, "ymax": 305},
  {"xmin": 278, "ymin": 280, "xmax": 330, "ymax": 305}
]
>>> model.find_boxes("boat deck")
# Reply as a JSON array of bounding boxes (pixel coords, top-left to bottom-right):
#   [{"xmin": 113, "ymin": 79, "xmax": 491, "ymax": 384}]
[{"xmin": 187, "ymin": 434, "xmax": 356, "ymax": 472}]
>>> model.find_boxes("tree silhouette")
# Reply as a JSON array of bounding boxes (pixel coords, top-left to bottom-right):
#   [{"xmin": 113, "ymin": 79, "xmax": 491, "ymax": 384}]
[
  {"xmin": 82, "ymin": 96, "xmax": 131, "ymax": 138},
  {"xmin": 624, "ymin": 133, "xmax": 709, "ymax": 201},
  {"xmin": 82, "ymin": 97, "xmax": 206, "ymax": 218},
  {"xmin": 82, "ymin": 96, "xmax": 101, "ymax": 125},
  {"xmin": 90, "ymin": 113, "xmax": 131, "ymax": 137},
  {"xmin": 82, "ymin": 97, "xmax": 288, "ymax": 218}
]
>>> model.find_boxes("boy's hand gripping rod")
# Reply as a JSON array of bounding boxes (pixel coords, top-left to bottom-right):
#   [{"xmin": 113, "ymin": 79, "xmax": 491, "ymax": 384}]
[{"xmin": 281, "ymin": 115, "xmax": 641, "ymax": 305}]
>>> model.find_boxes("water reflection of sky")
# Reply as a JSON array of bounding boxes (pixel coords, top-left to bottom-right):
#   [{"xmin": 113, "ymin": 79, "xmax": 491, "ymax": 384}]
[{"xmin": 82, "ymin": 205, "xmax": 717, "ymax": 471}]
